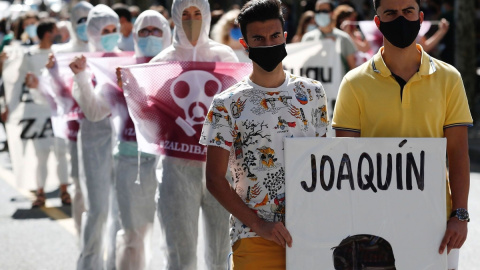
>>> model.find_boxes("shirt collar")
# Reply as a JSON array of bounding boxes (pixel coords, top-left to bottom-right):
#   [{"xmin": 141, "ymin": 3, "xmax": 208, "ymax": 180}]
[{"xmin": 371, "ymin": 44, "xmax": 437, "ymax": 77}]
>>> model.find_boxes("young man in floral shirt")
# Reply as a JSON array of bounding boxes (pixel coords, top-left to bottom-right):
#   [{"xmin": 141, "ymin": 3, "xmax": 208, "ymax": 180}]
[{"xmin": 200, "ymin": 0, "xmax": 329, "ymax": 268}]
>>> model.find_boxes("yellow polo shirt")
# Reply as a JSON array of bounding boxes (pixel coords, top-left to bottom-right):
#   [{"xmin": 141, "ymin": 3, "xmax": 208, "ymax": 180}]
[
  {"xmin": 332, "ymin": 45, "xmax": 473, "ymax": 215},
  {"xmin": 333, "ymin": 45, "xmax": 472, "ymax": 136}
]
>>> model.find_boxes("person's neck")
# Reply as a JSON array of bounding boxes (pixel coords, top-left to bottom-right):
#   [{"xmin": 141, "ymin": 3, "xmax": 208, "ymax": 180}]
[
  {"xmin": 381, "ymin": 41, "xmax": 421, "ymax": 82},
  {"xmin": 249, "ymin": 63, "xmax": 286, "ymax": 88},
  {"xmin": 39, "ymin": 39, "xmax": 51, "ymax": 50},
  {"xmin": 121, "ymin": 23, "xmax": 133, "ymax": 37},
  {"xmin": 319, "ymin": 24, "xmax": 333, "ymax": 34}
]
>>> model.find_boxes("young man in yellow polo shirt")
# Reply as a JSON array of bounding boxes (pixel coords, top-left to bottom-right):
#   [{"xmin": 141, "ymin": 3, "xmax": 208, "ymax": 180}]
[{"xmin": 332, "ymin": 0, "xmax": 472, "ymax": 269}]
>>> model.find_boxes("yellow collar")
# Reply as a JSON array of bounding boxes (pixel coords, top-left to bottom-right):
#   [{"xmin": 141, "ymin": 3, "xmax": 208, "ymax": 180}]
[{"xmin": 371, "ymin": 44, "xmax": 437, "ymax": 77}]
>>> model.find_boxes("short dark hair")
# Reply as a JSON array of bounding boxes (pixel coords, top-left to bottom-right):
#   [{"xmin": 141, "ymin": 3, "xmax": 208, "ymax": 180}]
[
  {"xmin": 373, "ymin": 0, "xmax": 421, "ymax": 11},
  {"xmin": 236, "ymin": 0, "xmax": 285, "ymax": 43},
  {"xmin": 113, "ymin": 6, "xmax": 132, "ymax": 22},
  {"xmin": 332, "ymin": 234, "xmax": 396, "ymax": 270},
  {"xmin": 37, "ymin": 18, "xmax": 57, "ymax": 40},
  {"xmin": 315, "ymin": 1, "xmax": 334, "ymax": 12}
]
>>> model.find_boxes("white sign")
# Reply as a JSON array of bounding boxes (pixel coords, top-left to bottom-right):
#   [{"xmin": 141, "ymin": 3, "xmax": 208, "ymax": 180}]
[{"xmin": 285, "ymin": 137, "xmax": 447, "ymax": 269}]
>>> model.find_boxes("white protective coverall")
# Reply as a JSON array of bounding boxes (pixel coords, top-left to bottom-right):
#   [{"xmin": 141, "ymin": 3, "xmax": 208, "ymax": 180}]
[
  {"xmin": 72, "ymin": 4, "xmax": 119, "ymax": 270},
  {"xmin": 150, "ymin": 0, "xmax": 238, "ymax": 269},
  {"xmin": 52, "ymin": 0, "xmax": 93, "ymax": 235},
  {"xmin": 109, "ymin": 10, "xmax": 172, "ymax": 270}
]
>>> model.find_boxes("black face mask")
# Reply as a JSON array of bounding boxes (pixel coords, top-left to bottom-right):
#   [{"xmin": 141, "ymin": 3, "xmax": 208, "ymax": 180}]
[
  {"xmin": 248, "ymin": 43, "xmax": 287, "ymax": 72},
  {"xmin": 379, "ymin": 16, "xmax": 421, "ymax": 49}
]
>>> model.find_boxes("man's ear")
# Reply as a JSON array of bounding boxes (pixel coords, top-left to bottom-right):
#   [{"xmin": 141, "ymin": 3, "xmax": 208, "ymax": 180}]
[
  {"xmin": 239, "ymin": 38, "xmax": 248, "ymax": 51},
  {"xmin": 374, "ymin": 15, "xmax": 380, "ymax": 29},
  {"xmin": 284, "ymin": 31, "xmax": 287, "ymax": 39},
  {"xmin": 419, "ymin": 11, "xmax": 424, "ymax": 24}
]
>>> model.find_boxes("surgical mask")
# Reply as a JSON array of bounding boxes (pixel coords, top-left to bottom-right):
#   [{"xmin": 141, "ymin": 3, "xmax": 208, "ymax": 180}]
[
  {"xmin": 100, "ymin": 32, "xmax": 120, "ymax": 52},
  {"xmin": 131, "ymin": 17, "xmax": 137, "ymax": 24},
  {"xmin": 230, "ymin": 27, "xmax": 242, "ymax": 41},
  {"xmin": 25, "ymin": 24, "xmax": 37, "ymax": 38},
  {"xmin": 315, "ymin": 13, "xmax": 331, "ymax": 28},
  {"xmin": 379, "ymin": 16, "xmax": 421, "ymax": 49},
  {"xmin": 137, "ymin": 36, "xmax": 163, "ymax": 56},
  {"xmin": 182, "ymin": 20, "xmax": 202, "ymax": 45},
  {"xmin": 76, "ymin": 23, "xmax": 88, "ymax": 42},
  {"xmin": 248, "ymin": 43, "xmax": 287, "ymax": 72},
  {"xmin": 306, "ymin": 24, "xmax": 317, "ymax": 32}
]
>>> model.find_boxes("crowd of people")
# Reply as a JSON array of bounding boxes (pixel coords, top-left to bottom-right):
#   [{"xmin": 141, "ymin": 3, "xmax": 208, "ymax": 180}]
[{"xmin": 0, "ymin": 0, "xmax": 474, "ymax": 269}]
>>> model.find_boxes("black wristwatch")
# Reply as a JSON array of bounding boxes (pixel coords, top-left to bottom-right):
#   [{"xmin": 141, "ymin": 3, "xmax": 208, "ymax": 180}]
[{"xmin": 450, "ymin": 208, "xmax": 470, "ymax": 222}]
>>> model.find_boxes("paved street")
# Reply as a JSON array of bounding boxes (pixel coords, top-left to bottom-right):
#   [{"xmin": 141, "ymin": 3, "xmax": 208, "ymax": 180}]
[{"xmin": 0, "ymin": 142, "xmax": 479, "ymax": 269}]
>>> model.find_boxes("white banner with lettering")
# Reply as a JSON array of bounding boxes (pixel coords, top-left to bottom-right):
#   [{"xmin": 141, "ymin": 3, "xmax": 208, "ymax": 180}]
[
  {"xmin": 284, "ymin": 40, "xmax": 343, "ymax": 136},
  {"xmin": 285, "ymin": 137, "xmax": 447, "ymax": 269}
]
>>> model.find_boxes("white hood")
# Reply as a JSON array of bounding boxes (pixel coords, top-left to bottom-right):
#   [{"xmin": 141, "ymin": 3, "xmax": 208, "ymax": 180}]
[
  {"xmin": 171, "ymin": 0, "xmax": 211, "ymax": 49},
  {"xmin": 150, "ymin": 0, "xmax": 238, "ymax": 62},
  {"xmin": 72, "ymin": 1, "xmax": 93, "ymax": 40},
  {"xmin": 133, "ymin": 10, "xmax": 172, "ymax": 57},
  {"xmin": 53, "ymin": 1, "xmax": 92, "ymax": 53},
  {"xmin": 86, "ymin": 4, "xmax": 120, "ymax": 52}
]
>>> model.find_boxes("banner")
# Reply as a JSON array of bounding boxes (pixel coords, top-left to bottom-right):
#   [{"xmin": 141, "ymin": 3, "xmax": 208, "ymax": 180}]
[
  {"xmin": 2, "ymin": 44, "xmax": 56, "ymax": 189},
  {"xmin": 38, "ymin": 51, "xmax": 135, "ymax": 141},
  {"xmin": 121, "ymin": 61, "xmax": 252, "ymax": 161},
  {"xmin": 87, "ymin": 55, "xmax": 149, "ymax": 142},
  {"xmin": 284, "ymin": 137, "xmax": 447, "ymax": 269},
  {"xmin": 284, "ymin": 39, "xmax": 343, "ymax": 136}
]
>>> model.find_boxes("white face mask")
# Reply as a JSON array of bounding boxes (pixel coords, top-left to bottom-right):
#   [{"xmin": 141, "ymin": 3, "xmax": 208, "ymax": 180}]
[
  {"xmin": 306, "ymin": 24, "xmax": 317, "ymax": 32},
  {"xmin": 137, "ymin": 36, "xmax": 163, "ymax": 57},
  {"xmin": 315, "ymin": 13, "xmax": 331, "ymax": 28}
]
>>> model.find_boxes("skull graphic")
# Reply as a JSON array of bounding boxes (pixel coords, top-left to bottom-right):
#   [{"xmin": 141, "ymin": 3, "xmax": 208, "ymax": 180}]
[{"xmin": 170, "ymin": 70, "xmax": 222, "ymax": 136}]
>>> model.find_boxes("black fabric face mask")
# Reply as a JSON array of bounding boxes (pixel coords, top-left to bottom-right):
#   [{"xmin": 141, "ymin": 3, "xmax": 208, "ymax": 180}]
[
  {"xmin": 379, "ymin": 16, "xmax": 421, "ymax": 49},
  {"xmin": 247, "ymin": 43, "xmax": 287, "ymax": 72}
]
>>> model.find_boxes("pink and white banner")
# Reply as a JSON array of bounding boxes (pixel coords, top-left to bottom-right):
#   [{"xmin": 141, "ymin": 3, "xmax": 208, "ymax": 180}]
[
  {"xmin": 120, "ymin": 61, "xmax": 252, "ymax": 161},
  {"xmin": 87, "ymin": 55, "xmax": 149, "ymax": 142},
  {"xmin": 38, "ymin": 51, "xmax": 136, "ymax": 141}
]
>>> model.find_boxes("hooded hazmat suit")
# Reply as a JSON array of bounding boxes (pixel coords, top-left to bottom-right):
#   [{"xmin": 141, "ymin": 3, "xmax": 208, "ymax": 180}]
[
  {"xmin": 150, "ymin": 0, "xmax": 238, "ymax": 269},
  {"xmin": 133, "ymin": 10, "xmax": 172, "ymax": 57},
  {"xmin": 88, "ymin": 10, "xmax": 171, "ymax": 270},
  {"xmin": 51, "ymin": 0, "xmax": 93, "ymax": 236},
  {"xmin": 53, "ymin": 1, "xmax": 92, "ymax": 54},
  {"xmin": 72, "ymin": 4, "xmax": 119, "ymax": 270}
]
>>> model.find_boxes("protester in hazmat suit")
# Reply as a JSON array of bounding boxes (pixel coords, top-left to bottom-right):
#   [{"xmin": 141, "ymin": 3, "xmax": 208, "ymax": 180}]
[
  {"xmin": 150, "ymin": 0, "xmax": 238, "ymax": 269},
  {"xmin": 69, "ymin": 4, "xmax": 120, "ymax": 270},
  {"xmin": 50, "ymin": 0, "xmax": 93, "ymax": 236},
  {"xmin": 54, "ymin": 1, "xmax": 92, "ymax": 53},
  {"xmin": 112, "ymin": 10, "xmax": 172, "ymax": 270}
]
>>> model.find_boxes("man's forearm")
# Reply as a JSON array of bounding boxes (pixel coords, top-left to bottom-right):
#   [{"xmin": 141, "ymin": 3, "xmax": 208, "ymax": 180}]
[{"xmin": 445, "ymin": 127, "xmax": 470, "ymax": 211}]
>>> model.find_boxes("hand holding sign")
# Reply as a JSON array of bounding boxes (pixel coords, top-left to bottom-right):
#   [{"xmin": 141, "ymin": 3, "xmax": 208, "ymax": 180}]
[
  {"xmin": 439, "ymin": 217, "xmax": 468, "ymax": 255},
  {"xmin": 25, "ymin": 72, "xmax": 39, "ymax": 89},
  {"xmin": 253, "ymin": 219, "xmax": 292, "ymax": 248},
  {"xmin": 69, "ymin": 55, "xmax": 87, "ymax": 75},
  {"xmin": 45, "ymin": 53, "xmax": 56, "ymax": 69}
]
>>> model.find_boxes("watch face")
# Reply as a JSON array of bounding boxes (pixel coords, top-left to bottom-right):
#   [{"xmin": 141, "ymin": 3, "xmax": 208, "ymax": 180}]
[{"xmin": 455, "ymin": 208, "xmax": 470, "ymax": 221}]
